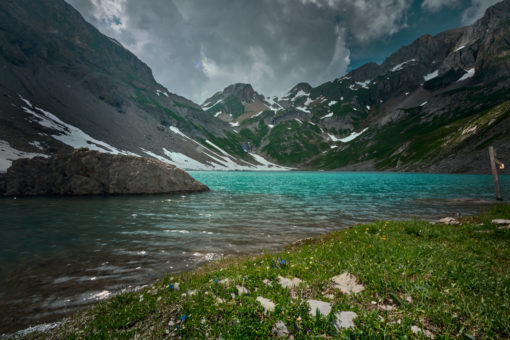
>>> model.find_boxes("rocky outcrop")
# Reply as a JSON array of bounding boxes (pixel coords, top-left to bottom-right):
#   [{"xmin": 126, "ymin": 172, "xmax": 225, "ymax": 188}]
[{"xmin": 0, "ymin": 150, "xmax": 209, "ymax": 196}]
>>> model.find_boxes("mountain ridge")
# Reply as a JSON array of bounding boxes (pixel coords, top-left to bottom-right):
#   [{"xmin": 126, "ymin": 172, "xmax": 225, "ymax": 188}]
[
  {"xmin": 0, "ymin": 0, "xmax": 285, "ymax": 172},
  {"xmin": 201, "ymin": 0, "xmax": 510, "ymax": 173},
  {"xmin": 0, "ymin": 0, "xmax": 509, "ymax": 174}
]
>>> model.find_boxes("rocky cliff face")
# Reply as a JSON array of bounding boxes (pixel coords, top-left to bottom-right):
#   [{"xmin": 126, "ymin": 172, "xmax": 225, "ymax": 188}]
[
  {"xmin": 208, "ymin": 1, "xmax": 510, "ymax": 173},
  {"xmin": 0, "ymin": 0, "xmax": 277, "ymax": 172},
  {"xmin": 0, "ymin": 150, "xmax": 209, "ymax": 196}
]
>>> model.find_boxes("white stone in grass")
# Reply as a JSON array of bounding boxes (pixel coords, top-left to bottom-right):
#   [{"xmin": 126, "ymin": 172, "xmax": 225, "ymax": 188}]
[
  {"xmin": 331, "ymin": 273, "xmax": 364, "ymax": 294},
  {"xmin": 439, "ymin": 217, "xmax": 460, "ymax": 225},
  {"xmin": 262, "ymin": 279, "xmax": 272, "ymax": 286},
  {"xmin": 236, "ymin": 285, "xmax": 249, "ymax": 295},
  {"xmin": 333, "ymin": 311, "xmax": 358, "ymax": 330},
  {"xmin": 307, "ymin": 299, "xmax": 331, "ymax": 317},
  {"xmin": 272, "ymin": 320, "xmax": 290, "ymax": 337},
  {"xmin": 174, "ymin": 282, "xmax": 180, "ymax": 290},
  {"xmin": 411, "ymin": 325, "xmax": 434, "ymax": 338},
  {"xmin": 324, "ymin": 294, "xmax": 335, "ymax": 300},
  {"xmin": 492, "ymin": 219, "xmax": 510, "ymax": 225},
  {"xmin": 187, "ymin": 289, "xmax": 197, "ymax": 296},
  {"xmin": 278, "ymin": 275, "xmax": 302, "ymax": 289},
  {"xmin": 219, "ymin": 278, "xmax": 230, "ymax": 286},
  {"xmin": 379, "ymin": 304, "xmax": 396, "ymax": 311},
  {"xmin": 498, "ymin": 225, "xmax": 510, "ymax": 230},
  {"xmin": 216, "ymin": 297, "xmax": 225, "ymax": 304},
  {"xmin": 256, "ymin": 296, "xmax": 275, "ymax": 312}
]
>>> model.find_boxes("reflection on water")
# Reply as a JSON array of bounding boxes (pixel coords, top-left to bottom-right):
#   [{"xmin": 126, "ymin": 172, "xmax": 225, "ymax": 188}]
[{"xmin": 0, "ymin": 171, "xmax": 507, "ymax": 333}]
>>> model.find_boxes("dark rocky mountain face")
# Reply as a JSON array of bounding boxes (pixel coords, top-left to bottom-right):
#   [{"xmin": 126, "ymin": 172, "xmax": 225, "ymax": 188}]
[
  {"xmin": 1, "ymin": 0, "xmax": 509, "ymax": 173},
  {"xmin": 214, "ymin": 1, "xmax": 510, "ymax": 173},
  {"xmin": 0, "ymin": 0, "xmax": 277, "ymax": 172}
]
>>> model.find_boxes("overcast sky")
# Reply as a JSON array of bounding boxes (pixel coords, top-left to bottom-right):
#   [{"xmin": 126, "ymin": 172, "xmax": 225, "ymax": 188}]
[{"xmin": 65, "ymin": 0, "xmax": 501, "ymax": 104}]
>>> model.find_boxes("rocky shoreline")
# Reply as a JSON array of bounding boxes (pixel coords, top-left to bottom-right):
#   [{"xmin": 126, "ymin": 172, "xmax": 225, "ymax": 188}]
[{"xmin": 0, "ymin": 150, "xmax": 209, "ymax": 196}]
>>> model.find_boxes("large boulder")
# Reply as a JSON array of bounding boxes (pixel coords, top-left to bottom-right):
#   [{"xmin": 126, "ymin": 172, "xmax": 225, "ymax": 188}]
[{"xmin": 0, "ymin": 150, "xmax": 209, "ymax": 196}]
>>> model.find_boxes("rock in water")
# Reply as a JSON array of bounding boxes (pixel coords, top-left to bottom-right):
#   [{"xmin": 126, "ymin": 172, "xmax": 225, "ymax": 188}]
[{"xmin": 0, "ymin": 150, "xmax": 209, "ymax": 196}]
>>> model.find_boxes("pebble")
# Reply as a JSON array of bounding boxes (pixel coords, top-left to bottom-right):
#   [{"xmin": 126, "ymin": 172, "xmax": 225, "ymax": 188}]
[
  {"xmin": 333, "ymin": 311, "xmax": 358, "ymax": 330},
  {"xmin": 236, "ymin": 285, "xmax": 249, "ymax": 295},
  {"xmin": 492, "ymin": 219, "xmax": 510, "ymax": 225},
  {"xmin": 411, "ymin": 325, "xmax": 434, "ymax": 338},
  {"xmin": 439, "ymin": 217, "xmax": 460, "ymax": 225},
  {"xmin": 307, "ymin": 299, "xmax": 331, "ymax": 317}
]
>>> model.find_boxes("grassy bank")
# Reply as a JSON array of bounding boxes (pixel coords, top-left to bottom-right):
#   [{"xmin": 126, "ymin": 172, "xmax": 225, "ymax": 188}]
[{"xmin": 41, "ymin": 205, "xmax": 510, "ymax": 339}]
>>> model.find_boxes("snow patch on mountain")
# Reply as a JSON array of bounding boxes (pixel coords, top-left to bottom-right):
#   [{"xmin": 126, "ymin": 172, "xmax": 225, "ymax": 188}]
[
  {"xmin": 202, "ymin": 98, "xmax": 223, "ymax": 110},
  {"xmin": 303, "ymin": 97, "xmax": 314, "ymax": 106},
  {"xmin": 156, "ymin": 90, "xmax": 169, "ymax": 97},
  {"xmin": 0, "ymin": 140, "xmax": 48, "ymax": 172},
  {"xmin": 457, "ymin": 68, "xmax": 475, "ymax": 82},
  {"xmin": 20, "ymin": 96, "xmax": 136, "ymax": 156},
  {"xmin": 294, "ymin": 90, "xmax": 309, "ymax": 98},
  {"xmin": 169, "ymin": 126, "xmax": 190, "ymax": 139},
  {"xmin": 321, "ymin": 112, "xmax": 334, "ymax": 119},
  {"xmin": 391, "ymin": 59, "xmax": 416, "ymax": 72},
  {"xmin": 424, "ymin": 70, "xmax": 439, "ymax": 81},
  {"xmin": 356, "ymin": 80, "xmax": 372, "ymax": 89},
  {"xmin": 328, "ymin": 101, "xmax": 337, "ymax": 107},
  {"xmin": 328, "ymin": 134, "xmax": 341, "ymax": 142},
  {"xmin": 296, "ymin": 107, "xmax": 311, "ymax": 114},
  {"xmin": 338, "ymin": 128, "xmax": 368, "ymax": 143}
]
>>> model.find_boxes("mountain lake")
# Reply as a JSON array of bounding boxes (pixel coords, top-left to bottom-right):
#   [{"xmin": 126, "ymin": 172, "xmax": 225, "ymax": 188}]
[{"xmin": 0, "ymin": 171, "xmax": 509, "ymax": 334}]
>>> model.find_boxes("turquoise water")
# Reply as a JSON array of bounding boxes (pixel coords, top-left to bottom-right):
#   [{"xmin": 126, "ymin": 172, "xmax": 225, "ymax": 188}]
[{"xmin": 0, "ymin": 171, "xmax": 508, "ymax": 333}]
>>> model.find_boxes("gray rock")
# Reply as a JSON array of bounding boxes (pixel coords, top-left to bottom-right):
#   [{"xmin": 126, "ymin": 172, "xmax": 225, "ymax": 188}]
[
  {"xmin": 492, "ymin": 219, "xmax": 510, "ymax": 225},
  {"xmin": 278, "ymin": 275, "xmax": 303, "ymax": 289},
  {"xmin": 256, "ymin": 296, "xmax": 275, "ymax": 312},
  {"xmin": 0, "ymin": 150, "xmax": 209, "ymax": 196},
  {"xmin": 331, "ymin": 273, "xmax": 364, "ymax": 294},
  {"xmin": 333, "ymin": 311, "xmax": 358, "ymax": 330},
  {"xmin": 439, "ymin": 217, "xmax": 460, "ymax": 225},
  {"xmin": 411, "ymin": 325, "xmax": 434, "ymax": 338},
  {"xmin": 307, "ymin": 299, "xmax": 331, "ymax": 317},
  {"xmin": 272, "ymin": 320, "xmax": 290, "ymax": 338},
  {"xmin": 236, "ymin": 285, "xmax": 249, "ymax": 295}
]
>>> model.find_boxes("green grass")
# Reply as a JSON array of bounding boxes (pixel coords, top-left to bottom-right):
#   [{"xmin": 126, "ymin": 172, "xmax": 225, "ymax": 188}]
[{"xmin": 42, "ymin": 205, "xmax": 510, "ymax": 339}]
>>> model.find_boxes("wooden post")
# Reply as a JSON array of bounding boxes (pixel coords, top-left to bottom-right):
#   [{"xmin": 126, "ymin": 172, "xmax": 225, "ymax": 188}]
[{"xmin": 489, "ymin": 146, "xmax": 503, "ymax": 201}]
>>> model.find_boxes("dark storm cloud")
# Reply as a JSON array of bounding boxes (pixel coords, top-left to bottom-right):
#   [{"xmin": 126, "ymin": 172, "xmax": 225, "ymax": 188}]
[{"xmin": 65, "ymin": 0, "xmax": 499, "ymax": 103}]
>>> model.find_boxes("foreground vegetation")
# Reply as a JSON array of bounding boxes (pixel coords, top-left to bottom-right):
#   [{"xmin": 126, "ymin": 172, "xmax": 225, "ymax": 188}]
[{"xmin": 41, "ymin": 205, "xmax": 509, "ymax": 339}]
